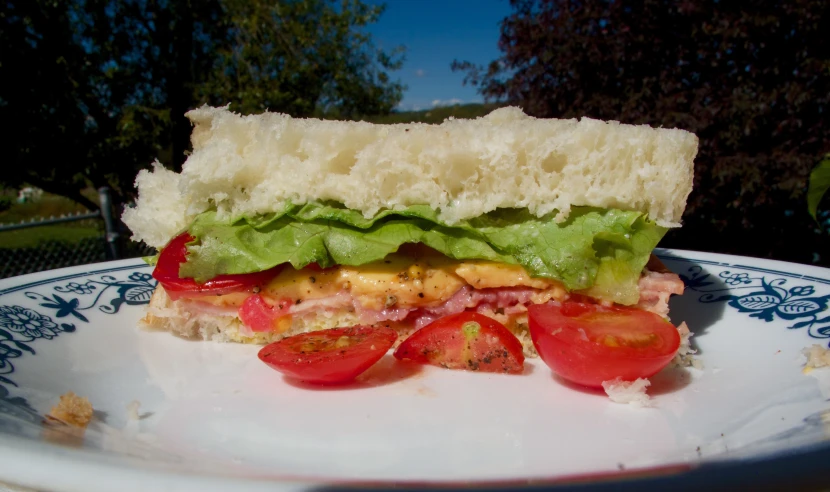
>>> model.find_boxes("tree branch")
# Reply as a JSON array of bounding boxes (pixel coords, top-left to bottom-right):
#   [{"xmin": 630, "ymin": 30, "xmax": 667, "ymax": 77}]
[{"xmin": 23, "ymin": 175, "xmax": 100, "ymax": 212}]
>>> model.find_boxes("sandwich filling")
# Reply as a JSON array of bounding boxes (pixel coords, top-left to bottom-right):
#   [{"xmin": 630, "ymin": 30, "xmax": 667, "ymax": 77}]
[
  {"xmin": 147, "ymin": 201, "xmax": 684, "ymax": 354},
  {"xmin": 177, "ymin": 201, "xmax": 667, "ymax": 305}
]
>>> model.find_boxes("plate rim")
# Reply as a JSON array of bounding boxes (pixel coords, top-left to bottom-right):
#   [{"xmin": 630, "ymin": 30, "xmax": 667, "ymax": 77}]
[
  {"xmin": 0, "ymin": 250, "xmax": 828, "ymax": 491},
  {"xmin": 0, "ymin": 425, "xmax": 827, "ymax": 492}
]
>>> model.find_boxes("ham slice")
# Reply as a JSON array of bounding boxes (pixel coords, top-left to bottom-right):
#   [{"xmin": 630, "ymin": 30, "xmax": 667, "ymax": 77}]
[
  {"xmin": 287, "ymin": 291, "xmax": 414, "ymax": 324},
  {"xmin": 636, "ymin": 270, "xmax": 685, "ymax": 318},
  {"xmin": 410, "ymin": 286, "xmax": 542, "ymax": 328}
]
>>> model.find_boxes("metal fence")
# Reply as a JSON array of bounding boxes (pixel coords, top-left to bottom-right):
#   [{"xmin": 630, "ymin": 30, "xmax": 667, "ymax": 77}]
[{"xmin": 0, "ymin": 188, "xmax": 155, "ymax": 279}]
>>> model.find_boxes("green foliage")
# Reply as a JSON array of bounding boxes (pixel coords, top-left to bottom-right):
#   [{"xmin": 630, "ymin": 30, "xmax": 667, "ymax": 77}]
[
  {"xmin": 1, "ymin": 1, "xmax": 104, "ymax": 210},
  {"xmin": 1, "ymin": 195, "xmax": 89, "ymax": 222},
  {"xmin": 202, "ymin": 0, "xmax": 404, "ymax": 119},
  {"xmin": 0, "ymin": 190, "xmax": 102, "ymax": 248},
  {"xmin": 1, "ymin": 0, "xmax": 404, "ymax": 208},
  {"xmin": 808, "ymin": 155, "xmax": 830, "ymax": 223},
  {"xmin": 0, "ymin": 189, "xmax": 99, "ymax": 249},
  {"xmin": 454, "ymin": 0, "xmax": 830, "ymax": 265},
  {"xmin": 0, "ymin": 226, "xmax": 103, "ymax": 250}
]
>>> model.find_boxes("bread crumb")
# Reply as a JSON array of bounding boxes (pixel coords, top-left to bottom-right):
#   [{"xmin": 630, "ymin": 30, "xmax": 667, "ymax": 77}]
[
  {"xmin": 670, "ymin": 322, "xmax": 701, "ymax": 369},
  {"xmin": 803, "ymin": 344, "xmax": 830, "ymax": 371},
  {"xmin": 126, "ymin": 400, "xmax": 141, "ymax": 421},
  {"xmin": 602, "ymin": 377, "xmax": 653, "ymax": 407},
  {"xmin": 46, "ymin": 392, "xmax": 93, "ymax": 428}
]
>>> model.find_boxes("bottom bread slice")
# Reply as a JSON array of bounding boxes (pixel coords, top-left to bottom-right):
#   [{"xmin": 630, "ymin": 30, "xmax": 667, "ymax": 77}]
[{"xmin": 140, "ymin": 287, "xmax": 541, "ymax": 356}]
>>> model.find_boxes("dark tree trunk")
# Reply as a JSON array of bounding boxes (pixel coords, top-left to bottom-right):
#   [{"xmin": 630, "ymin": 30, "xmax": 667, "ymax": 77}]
[{"xmin": 170, "ymin": 0, "xmax": 194, "ymax": 172}]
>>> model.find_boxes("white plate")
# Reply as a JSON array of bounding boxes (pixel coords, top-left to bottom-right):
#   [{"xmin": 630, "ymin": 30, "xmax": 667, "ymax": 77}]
[{"xmin": 0, "ymin": 250, "xmax": 828, "ymax": 491}]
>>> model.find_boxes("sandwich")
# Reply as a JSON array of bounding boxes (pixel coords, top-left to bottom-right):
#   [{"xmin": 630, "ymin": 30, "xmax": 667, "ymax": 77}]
[{"xmin": 122, "ymin": 105, "xmax": 695, "ymax": 359}]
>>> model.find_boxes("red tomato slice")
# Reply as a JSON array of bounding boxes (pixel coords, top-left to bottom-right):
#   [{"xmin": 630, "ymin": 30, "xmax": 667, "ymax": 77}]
[
  {"xmin": 393, "ymin": 312, "xmax": 525, "ymax": 374},
  {"xmin": 238, "ymin": 295, "xmax": 293, "ymax": 332},
  {"xmin": 528, "ymin": 301, "xmax": 681, "ymax": 388},
  {"xmin": 153, "ymin": 233, "xmax": 282, "ymax": 300},
  {"xmin": 258, "ymin": 325, "xmax": 397, "ymax": 384}
]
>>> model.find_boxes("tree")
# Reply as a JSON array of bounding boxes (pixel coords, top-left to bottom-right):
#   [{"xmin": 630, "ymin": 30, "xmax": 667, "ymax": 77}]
[
  {"xmin": 1, "ymin": 0, "xmax": 404, "ymax": 209},
  {"xmin": 454, "ymin": 0, "xmax": 830, "ymax": 265},
  {"xmin": 1, "ymin": 1, "xmax": 103, "ymax": 210},
  {"xmin": 199, "ymin": 0, "xmax": 404, "ymax": 119}
]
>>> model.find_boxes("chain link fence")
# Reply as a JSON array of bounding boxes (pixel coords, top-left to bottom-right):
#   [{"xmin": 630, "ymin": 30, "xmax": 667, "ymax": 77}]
[
  {"xmin": 0, "ymin": 237, "xmax": 155, "ymax": 279},
  {"xmin": 0, "ymin": 188, "xmax": 156, "ymax": 279}
]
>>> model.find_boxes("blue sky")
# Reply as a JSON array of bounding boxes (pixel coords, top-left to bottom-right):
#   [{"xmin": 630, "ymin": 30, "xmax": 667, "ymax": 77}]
[{"xmin": 364, "ymin": 0, "xmax": 513, "ymax": 111}]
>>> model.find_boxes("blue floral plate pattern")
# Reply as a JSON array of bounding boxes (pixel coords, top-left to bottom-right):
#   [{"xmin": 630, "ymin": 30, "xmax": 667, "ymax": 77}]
[{"xmin": 0, "ymin": 252, "xmax": 826, "ymax": 492}]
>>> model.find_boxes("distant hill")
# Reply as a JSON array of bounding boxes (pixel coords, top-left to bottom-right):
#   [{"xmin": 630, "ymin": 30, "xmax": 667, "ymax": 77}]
[{"xmin": 364, "ymin": 103, "xmax": 505, "ymax": 124}]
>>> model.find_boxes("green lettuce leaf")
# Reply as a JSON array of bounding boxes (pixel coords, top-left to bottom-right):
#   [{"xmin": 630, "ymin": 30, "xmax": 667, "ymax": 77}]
[{"xmin": 180, "ymin": 202, "xmax": 667, "ymax": 304}]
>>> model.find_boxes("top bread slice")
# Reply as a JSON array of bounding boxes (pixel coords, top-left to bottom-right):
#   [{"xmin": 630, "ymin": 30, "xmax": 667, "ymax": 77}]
[{"xmin": 123, "ymin": 105, "xmax": 697, "ymax": 249}]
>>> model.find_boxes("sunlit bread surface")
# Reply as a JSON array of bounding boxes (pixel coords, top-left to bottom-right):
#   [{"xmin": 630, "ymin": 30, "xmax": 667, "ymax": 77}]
[{"xmin": 123, "ymin": 105, "xmax": 697, "ymax": 248}]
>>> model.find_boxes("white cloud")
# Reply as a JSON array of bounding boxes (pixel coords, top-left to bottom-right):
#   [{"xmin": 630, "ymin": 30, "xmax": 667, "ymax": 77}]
[
  {"xmin": 431, "ymin": 98, "xmax": 464, "ymax": 107},
  {"xmin": 394, "ymin": 102, "xmax": 422, "ymax": 112},
  {"xmin": 414, "ymin": 68, "xmax": 426, "ymax": 77}
]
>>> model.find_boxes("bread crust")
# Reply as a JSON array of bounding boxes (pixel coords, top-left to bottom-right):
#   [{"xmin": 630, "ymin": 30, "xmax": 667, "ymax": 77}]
[{"xmin": 123, "ymin": 106, "xmax": 697, "ymax": 248}]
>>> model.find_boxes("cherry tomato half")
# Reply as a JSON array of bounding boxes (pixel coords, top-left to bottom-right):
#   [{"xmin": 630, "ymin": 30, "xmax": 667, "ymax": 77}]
[
  {"xmin": 258, "ymin": 325, "xmax": 397, "ymax": 384},
  {"xmin": 394, "ymin": 312, "xmax": 525, "ymax": 374},
  {"xmin": 528, "ymin": 301, "xmax": 681, "ymax": 388},
  {"xmin": 153, "ymin": 233, "xmax": 282, "ymax": 300}
]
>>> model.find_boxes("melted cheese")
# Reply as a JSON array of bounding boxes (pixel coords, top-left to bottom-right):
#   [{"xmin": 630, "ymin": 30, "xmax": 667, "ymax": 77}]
[
  {"xmin": 186, "ymin": 291, "xmax": 250, "ymax": 308},
  {"xmin": 194, "ymin": 252, "xmax": 562, "ymax": 310},
  {"xmin": 264, "ymin": 266, "xmax": 344, "ymax": 301},
  {"xmin": 340, "ymin": 254, "xmax": 465, "ymax": 310},
  {"xmin": 455, "ymin": 262, "xmax": 553, "ymax": 290}
]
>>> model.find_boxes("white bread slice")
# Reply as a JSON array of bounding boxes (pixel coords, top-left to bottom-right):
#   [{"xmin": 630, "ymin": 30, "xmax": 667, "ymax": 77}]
[{"xmin": 123, "ymin": 106, "xmax": 697, "ymax": 248}]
